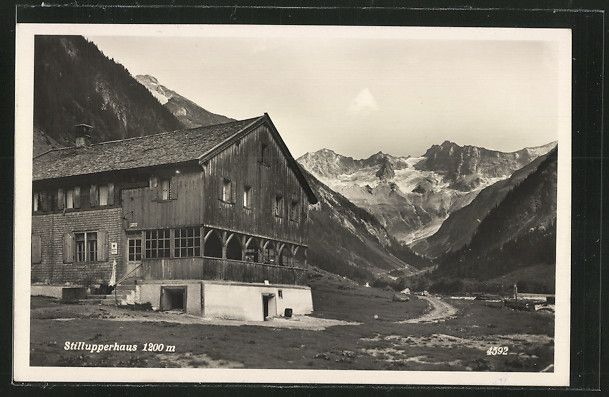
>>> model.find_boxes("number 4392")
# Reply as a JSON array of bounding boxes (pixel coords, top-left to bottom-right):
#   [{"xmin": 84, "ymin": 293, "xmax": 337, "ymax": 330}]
[{"xmin": 486, "ymin": 346, "xmax": 509, "ymax": 356}]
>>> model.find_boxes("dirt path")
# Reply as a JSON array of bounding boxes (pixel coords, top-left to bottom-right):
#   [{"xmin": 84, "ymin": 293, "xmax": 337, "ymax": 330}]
[{"xmin": 399, "ymin": 295, "xmax": 458, "ymax": 324}]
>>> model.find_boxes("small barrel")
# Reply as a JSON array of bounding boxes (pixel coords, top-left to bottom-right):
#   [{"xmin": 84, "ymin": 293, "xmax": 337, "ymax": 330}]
[{"xmin": 284, "ymin": 308, "xmax": 293, "ymax": 318}]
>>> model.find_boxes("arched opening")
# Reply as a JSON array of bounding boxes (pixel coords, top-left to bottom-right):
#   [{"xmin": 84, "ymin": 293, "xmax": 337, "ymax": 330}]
[
  {"xmin": 226, "ymin": 234, "xmax": 242, "ymax": 260},
  {"xmin": 293, "ymin": 246, "xmax": 306, "ymax": 267},
  {"xmin": 244, "ymin": 237, "xmax": 259, "ymax": 262},
  {"xmin": 263, "ymin": 241, "xmax": 276, "ymax": 264},
  {"xmin": 204, "ymin": 230, "xmax": 222, "ymax": 258},
  {"xmin": 278, "ymin": 245, "xmax": 293, "ymax": 267}
]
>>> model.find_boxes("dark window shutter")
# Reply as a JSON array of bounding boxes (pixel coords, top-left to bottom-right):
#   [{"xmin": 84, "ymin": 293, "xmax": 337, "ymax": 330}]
[
  {"xmin": 90, "ymin": 185, "xmax": 98, "ymax": 207},
  {"xmin": 63, "ymin": 233, "xmax": 74, "ymax": 263},
  {"xmin": 98, "ymin": 231, "xmax": 108, "ymax": 261},
  {"xmin": 218, "ymin": 177, "xmax": 224, "ymax": 201},
  {"xmin": 73, "ymin": 186, "xmax": 81, "ymax": 208},
  {"xmin": 40, "ymin": 192, "xmax": 50, "ymax": 212},
  {"xmin": 169, "ymin": 178, "xmax": 177, "ymax": 200},
  {"xmin": 57, "ymin": 189, "xmax": 64, "ymax": 210},
  {"xmin": 107, "ymin": 183, "xmax": 115, "ymax": 205},
  {"xmin": 272, "ymin": 196, "xmax": 277, "ymax": 216},
  {"xmin": 31, "ymin": 235, "xmax": 42, "ymax": 264}
]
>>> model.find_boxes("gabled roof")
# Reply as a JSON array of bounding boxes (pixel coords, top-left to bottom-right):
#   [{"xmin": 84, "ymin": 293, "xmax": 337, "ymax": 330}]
[{"xmin": 33, "ymin": 114, "xmax": 318, "ymax": 204}]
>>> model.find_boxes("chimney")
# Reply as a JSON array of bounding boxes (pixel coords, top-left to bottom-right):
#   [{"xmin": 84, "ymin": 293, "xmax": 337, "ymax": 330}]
[{"xmin": 74, "ymin": 123, "xmax": 93, "ymax": 147}]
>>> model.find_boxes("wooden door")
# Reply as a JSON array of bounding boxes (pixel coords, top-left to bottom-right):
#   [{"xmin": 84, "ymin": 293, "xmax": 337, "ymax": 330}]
[{"xmin": 126, "ymin": 235, "xmax": 143, "ymax": 279}]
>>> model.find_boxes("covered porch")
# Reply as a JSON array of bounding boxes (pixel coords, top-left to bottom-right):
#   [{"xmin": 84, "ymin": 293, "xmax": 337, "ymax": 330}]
[{"xmin": 127, "ymin": 226, "xmax": 309, "ymax": 286}]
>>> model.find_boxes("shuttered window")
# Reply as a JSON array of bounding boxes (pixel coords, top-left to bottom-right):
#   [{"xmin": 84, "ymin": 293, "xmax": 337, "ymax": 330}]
[
  {"xmin": 73, "ymin": 186, "xmax": 81, "ymax": 208},
  {"xmin": 99, "ymin": 185, "xmax": 109, "ymax": 206},
  {"xmin": 32, "ymin": 193, "xmax": 40, "ymax": 212},
  {"xmin": 68, "ymin": 231, "xmax": 106, "ymax": 262},
  {"xmin": 221, "ymin": 178, "xmax": 235, "ymax": 204},
  {"xmin": 290, "ymin": 199, "xmax": 300, "ymax": 222},
  {"xmin": 75, "ymin": 232, "xmax": 97, "ymax": 262},
  {"xmin": 243, "ymin": 186, "xmax": 252, "ymax": 208},
  {"xmin": 89, "ymin": 185, "xmax": 99, "ymax": 207},
  {"xmin": 274, "ymin": 194, "xmax": 284, "ymax": 217},
  {"xmin": 57, "ymin": 188, "xmax": 65, "ymax": 210},
  {"xmin": 65, "ymin": 189, "xmax": 74, "ymax": 209},
  {"xmin": 160, "ymin": 179, "xmax": 170, "ymax": 200}
]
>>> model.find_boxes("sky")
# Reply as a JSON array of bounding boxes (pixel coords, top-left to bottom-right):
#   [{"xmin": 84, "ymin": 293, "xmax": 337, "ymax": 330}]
[{"xmin": 88, "ymin": 28, "xmax": 565, "ymax": 159}]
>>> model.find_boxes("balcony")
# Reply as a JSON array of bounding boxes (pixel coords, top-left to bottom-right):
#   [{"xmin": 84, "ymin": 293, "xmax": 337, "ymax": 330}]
[{"xmin": 139, "ymin": 256, "xmax": 307, "ymax": 285}]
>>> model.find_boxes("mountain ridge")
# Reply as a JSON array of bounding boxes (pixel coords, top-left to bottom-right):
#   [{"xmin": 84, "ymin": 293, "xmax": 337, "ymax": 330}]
[
  {"xmin": 297, "ymin": 141, "xmax": 556, "ymax": 246},
  {"xmin": 135, "ymin": 74, "xmax": 234, "ymax": 128},
  {"xmin": 34, "ymin": 35, "xmax": 183, "ymax": 146}
]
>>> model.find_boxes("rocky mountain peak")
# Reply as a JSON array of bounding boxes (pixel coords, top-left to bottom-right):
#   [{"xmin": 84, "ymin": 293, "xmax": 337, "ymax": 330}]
[
  {"xmin": 375, "ymin": 159, "xmax": 395, "ymax": 181},
  {"xmin": 135, "ymin": 74, "xmax": 233, "ymax": 128}
]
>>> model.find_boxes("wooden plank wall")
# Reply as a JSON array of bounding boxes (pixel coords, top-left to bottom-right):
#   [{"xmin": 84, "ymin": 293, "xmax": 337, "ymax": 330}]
[
  {"xmin": 203, "ymin": 124, "xmax": 309, "ymax": 244},
  {"xmin": 121, "ymin": 171, "xmax": 204, "ymax": 229}
]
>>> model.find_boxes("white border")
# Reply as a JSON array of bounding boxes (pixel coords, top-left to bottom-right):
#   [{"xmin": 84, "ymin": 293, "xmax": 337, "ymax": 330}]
[{"xmin": 14, "ymin": 23, "xmax": 572, "ymax": 385}]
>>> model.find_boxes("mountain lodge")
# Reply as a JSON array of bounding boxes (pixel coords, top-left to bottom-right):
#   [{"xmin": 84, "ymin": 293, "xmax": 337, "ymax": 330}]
[{"xmin": 31, "ymin": 114, "xmax": 318, "ymax": 321}]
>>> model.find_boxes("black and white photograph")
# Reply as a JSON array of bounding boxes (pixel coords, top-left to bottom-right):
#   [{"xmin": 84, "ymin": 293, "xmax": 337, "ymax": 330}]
[{"xmin": 13, "ymin": 23, "xmax": 572, "ymax": 385}]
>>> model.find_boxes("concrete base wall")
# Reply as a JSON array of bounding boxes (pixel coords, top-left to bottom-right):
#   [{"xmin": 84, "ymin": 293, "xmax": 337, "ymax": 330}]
[
  {"xmin": 134, "ymin": 280, "xmax": 312, "ymax": 321},
  {"xmin": 202, "ymin": 281, "xmax": 313, "ymax": 321},
  {"xmin": 31, "ymin": 285, "xmax": 66, "ymax": 299},
  {"xmin": 137, "ymin": 281, "xmax": 202, "ymax": 315}
]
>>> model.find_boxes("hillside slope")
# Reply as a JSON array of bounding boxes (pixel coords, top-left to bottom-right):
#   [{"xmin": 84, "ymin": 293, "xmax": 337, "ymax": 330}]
[
  {"xmin": 135, "ymin": 75, "xmax": 234, "ymax": 128},
  {"xmin": 303, "ymin": 170, "xmax": 429, "ymax": 281},
  {"xmin": 34, "ymin": 35, "xmax": 183, "ymax": 145},
  {"xmin": 412, "ymin": 151, "xmax": 553, "ymax": 258},
  {"xmin": 438, "ymin": 148, "xmax": 557, "ymax": 285}
]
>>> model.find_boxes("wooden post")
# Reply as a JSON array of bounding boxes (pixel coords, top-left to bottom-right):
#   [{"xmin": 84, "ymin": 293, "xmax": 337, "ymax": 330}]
[
  {"xmin": 277, "ymin": 243, "xmax": 285, "ymax": 266},
  {"xmin": 256, "ymin": 238, "xmax": 264, "ymax": 263},
  {"xmin": 221, "ymin": 231, "xmax": 228, "ymax": 259},
  {"xmin": 241, "ymin": 235, "xmax": 248, "ymax": 261}
]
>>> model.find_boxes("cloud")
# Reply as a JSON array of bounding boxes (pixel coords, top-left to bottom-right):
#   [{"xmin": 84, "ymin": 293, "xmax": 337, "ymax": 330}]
[{"xmin": 348, "ymin": 88, "xmax": 379, "ymax": 114}]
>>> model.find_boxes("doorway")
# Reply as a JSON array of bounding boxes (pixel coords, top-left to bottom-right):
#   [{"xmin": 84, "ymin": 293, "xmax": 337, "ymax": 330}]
[
  {"xmin": 126, "ymin": 235, "xmax": 143, "ymax": 279},
  {"xmin": 262, "ymin": 293, "xmax": 276, "ymax": 321},
  {"xmin": 161, "ymin": 286, "xmax": 187, "ymax": 312}
]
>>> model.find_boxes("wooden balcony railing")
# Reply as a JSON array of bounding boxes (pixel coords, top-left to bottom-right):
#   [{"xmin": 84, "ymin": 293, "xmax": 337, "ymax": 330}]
[{"xmin": 140, "ymin": 256, "xmax": 307, "ymax": 285}]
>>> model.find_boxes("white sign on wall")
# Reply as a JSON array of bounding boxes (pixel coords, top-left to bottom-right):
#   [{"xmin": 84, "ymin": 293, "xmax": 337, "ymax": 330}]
[{"xmin": 110, "ymin": 242, "xmax": 118, "ymax": 255}]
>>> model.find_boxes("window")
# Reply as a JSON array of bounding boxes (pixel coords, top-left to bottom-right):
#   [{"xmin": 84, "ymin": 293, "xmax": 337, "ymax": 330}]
[
  {"xmin": 128, "ymin": 239, "xmax": 142, "ymax": 261},
  {"xmin": 260, "ymin": 143, "xmax": 268, "ymax": 165},
  {"xmin": 274, "ymin": 194, "xmax": 284, "ymax": 217},
  {"xmin": 160, "ymin": 179, "xmax": 170, "ymax": 201},
  {"xmin": 290, "ymin": 199, "xmax": 300, "ymax": 221},
  {"xmin": 243, "ymin": 186, "xmax": 252, "ymax": 208},
  {"xmin": 145, "ymin": 229, "xmax": 171, "ymax": 258},
  {"xmin": 278, "ymin": 290, "xmax": 283, "ymax": 299},
  {"xmin": 75, "ymin": 232, "xmax": 97, "ymax": 262},
  {"xmin": 33, "ymin": 193, "xmax": 40, "ymax": 212},
  {"xmin": 174, "ymin": 227, "xmax": 201, "ymax": 257},
  {"xmin": 222, "ymin": 178, "xmax": 233, "ymax": 203},
  {"xmin": 91, "ymin": 184, "xmax": 113, "ymax": 207},
  {"xmin": 99, "ymin": 184, "xmax": 109, "ymax": 206},
  {"xmin": 63, "ymin": 186, "xmax": 80, "ymax": 209},
  {"xmin": 66, "ymin": 189, "xmax": 74, "ymax": 208}
]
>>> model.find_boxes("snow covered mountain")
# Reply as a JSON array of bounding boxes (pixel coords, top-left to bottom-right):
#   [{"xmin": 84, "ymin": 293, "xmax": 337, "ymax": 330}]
[
  {"xmin": 135, "ymin": 74, "xmax": 234, "ymax": 128},
  {"xmin": 297, "ymin": 141, "xmax": 556, "ymax": 246}
]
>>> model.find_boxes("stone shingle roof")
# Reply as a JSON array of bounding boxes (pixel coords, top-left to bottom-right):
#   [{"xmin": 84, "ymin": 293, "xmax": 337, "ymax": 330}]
[{"xmin": 33, "ymin": 117, "xmax": 262, "ymax": 181}]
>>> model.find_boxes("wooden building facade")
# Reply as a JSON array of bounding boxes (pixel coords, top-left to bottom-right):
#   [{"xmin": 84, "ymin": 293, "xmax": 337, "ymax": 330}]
[{"xmin": 32, "ymin": 115, "xmax": 317, "ymax": 320}]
